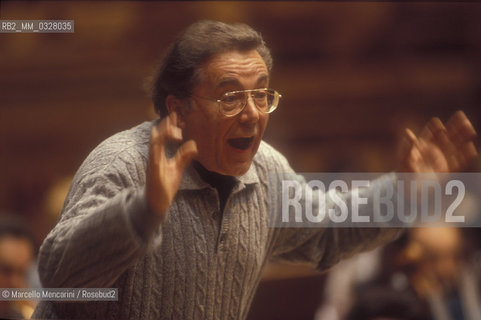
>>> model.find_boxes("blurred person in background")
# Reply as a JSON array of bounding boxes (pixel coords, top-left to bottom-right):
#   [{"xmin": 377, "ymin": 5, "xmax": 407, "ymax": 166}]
[
  {"xmin": 32, "ymin": 20, "xmax": 478, "ymax": 319},
  {"xmin": 401, "ymin": 227, "xmax": 481, "ymax": 320},
  {"xmin": 342, "ymin": 226, "xmax": 481, "ymax": 320},
  {"xmin": 314, "ymin": 247, "xmax": 384, "ymax": 320},
  {"xmin": 0, "ymin": 215, "xmax": 38, "ymax": 320}
]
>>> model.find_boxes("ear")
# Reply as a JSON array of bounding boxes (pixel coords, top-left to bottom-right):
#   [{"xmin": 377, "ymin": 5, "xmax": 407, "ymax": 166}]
[{"xmin": 166, "ymin": 95, "xmax": 187, "ymax": 128}]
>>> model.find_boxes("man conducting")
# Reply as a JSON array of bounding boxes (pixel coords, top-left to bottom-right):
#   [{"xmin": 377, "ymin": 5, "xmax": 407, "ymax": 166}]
[{"xmin": 33, "ymin": 20, "xmax": 477, "ymax": 319}]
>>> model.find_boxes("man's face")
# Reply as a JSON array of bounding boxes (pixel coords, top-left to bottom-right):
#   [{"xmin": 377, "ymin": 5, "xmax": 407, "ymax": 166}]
[
  {"xmin": 182, "ymin": 49, "xmax": 270, "ymax": 176},
  {"xmin": 410, "ymin": 227, "xmax": 462, "ymax": 290},
  {"xmin": 0, "ymin": 236, "xmax": 34, "ymax": 288}
]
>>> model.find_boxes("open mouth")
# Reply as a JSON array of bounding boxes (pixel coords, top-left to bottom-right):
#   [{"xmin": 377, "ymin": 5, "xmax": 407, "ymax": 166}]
[{"xmin": 227, "ymin": 137, "xmax": 254, "ymax": 150}]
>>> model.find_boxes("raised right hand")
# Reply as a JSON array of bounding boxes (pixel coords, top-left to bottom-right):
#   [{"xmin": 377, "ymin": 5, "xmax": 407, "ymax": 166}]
[{"xmin": 145, "ymin": 113, "xmax": 198, "ymax": 220}]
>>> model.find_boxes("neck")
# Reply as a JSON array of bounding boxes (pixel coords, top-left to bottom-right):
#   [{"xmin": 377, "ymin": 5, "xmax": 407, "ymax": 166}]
[
  {"xmin": 192, "ymin": 161, "xmax": 234, "ymax": 188},
  {"xmin": 193, "ymin": 161, "xmax": 235, "ymax": 213}
]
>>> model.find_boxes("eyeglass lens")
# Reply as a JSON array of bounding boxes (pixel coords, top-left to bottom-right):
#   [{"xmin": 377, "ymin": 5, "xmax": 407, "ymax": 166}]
[{"xmin": 220, "ymin": 90, "xmax": 277, "ymax": 116}]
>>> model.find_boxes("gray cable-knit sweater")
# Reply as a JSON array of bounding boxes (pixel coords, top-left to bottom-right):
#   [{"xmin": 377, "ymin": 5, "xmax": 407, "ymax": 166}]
[{"xmin": 33, "ymin": 121, "xmax": 398, "ymax": 320}]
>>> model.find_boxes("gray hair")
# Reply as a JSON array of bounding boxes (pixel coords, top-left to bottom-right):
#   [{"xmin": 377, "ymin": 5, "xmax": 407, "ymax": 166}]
[{"xmin": 151, "ymin": 20, "xmax": 273, "ymax": 117}]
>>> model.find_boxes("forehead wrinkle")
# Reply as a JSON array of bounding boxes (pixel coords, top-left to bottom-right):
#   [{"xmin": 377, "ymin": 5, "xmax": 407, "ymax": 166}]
[
  {"xmin": 215, "ymin": 62, "xmax": 267, "ymax": 78},
  {"xmin": 214, "ymin": 73, "xmax": 269, "ymax": 88}
]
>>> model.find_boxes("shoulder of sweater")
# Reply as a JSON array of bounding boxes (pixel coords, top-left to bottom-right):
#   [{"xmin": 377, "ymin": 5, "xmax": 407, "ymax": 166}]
[{"xmin": 74, "ymin": 121, "xmax": 154, "ymax": 179}]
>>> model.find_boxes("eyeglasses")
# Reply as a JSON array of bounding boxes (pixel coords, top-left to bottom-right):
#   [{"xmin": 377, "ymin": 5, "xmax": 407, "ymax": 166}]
[{"xmin": 193, "ymin": 88, "xmax": 282, "ymax": 117}]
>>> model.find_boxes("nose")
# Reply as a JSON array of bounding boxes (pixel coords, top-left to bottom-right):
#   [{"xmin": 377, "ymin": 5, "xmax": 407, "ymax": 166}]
[{"xmin": 238, "ymin": 94, "xmax": 260, "ymax": 124}]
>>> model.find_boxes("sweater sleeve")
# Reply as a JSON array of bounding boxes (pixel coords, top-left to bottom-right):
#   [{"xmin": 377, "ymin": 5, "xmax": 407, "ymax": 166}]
[
  {"xmin": 37, "ymin": 139, "xmax": 162, "ymax": 288},
  {"xmin": 261, "ymin": 143, "xmax": 401, "ymax": 272}
]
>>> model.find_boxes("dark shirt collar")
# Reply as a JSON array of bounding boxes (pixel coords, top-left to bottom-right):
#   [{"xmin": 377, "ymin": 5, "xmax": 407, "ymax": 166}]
[{"xmin": 178, "ymin": 159, "xmax": 260, "ymax": 191}]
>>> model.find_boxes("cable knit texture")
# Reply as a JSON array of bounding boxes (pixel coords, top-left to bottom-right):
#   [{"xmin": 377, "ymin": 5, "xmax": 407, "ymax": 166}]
[{"xmin": 33, "ymin": 121, "xmax": 399, "ymax": 320}]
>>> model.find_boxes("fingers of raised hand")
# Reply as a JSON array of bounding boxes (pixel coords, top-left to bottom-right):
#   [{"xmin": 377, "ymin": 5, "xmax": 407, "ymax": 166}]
[
  {"xmin": 146, "ymin": 114, "xmax": 194, "ymax": 216},
  {"xmin": 419, "ymin": 117, "xmax": 442, "ymax": 142},
  {"xmin": 401, "ymin": 129, "xmax": 423, "ymax": 171},
  {"xmin": 403, "ymin": 128, "xmax": 448, "ymax": 172},
  {"xmin": 424, "ymin": 118, "xmax": 459, "ymax": 170},
  {"xmin": 446, "ymin": 110, "xmax": 477, "ymax": 144},
  {"xmin": 422, "ymin": 112, "xmax": 478, "ymax": 171},
  {"xmin": 399, "ymin": 127, "xmax": 422, "ymax": 162},
  {"xmin": 445, "ymin": 111, "xmax": 478, "ymax": 169},
  {"xmin": 174, "ymin": 140, "xmax": 198, "ymax": 172},
  {"xmin": 149, "ymin": 113, "xmax": 183, "ymax": 162}
]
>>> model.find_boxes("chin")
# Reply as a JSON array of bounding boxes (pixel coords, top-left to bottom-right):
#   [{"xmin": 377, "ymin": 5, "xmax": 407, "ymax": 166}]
[{"xmin": 198, "ymin": 160, "xmax": 248, "ymax": 177}]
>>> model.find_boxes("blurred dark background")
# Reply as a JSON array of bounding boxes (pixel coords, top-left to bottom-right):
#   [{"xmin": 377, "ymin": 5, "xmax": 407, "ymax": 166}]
[{"xmin": 2, "ymin": 2, "xmax": 481, "ymax": 319}]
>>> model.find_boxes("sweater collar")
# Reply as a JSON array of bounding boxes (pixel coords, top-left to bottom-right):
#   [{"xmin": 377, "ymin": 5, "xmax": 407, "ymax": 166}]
[{"xmin": 178, "ymin": 161, "xmax": 259, "ymax": 191}]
